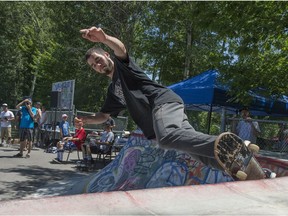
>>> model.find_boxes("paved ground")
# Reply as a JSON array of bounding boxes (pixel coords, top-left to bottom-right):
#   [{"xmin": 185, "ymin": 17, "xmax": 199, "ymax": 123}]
[{"xmin": 0, "ymin": 144, "xmax": 104, "ymax": 201}]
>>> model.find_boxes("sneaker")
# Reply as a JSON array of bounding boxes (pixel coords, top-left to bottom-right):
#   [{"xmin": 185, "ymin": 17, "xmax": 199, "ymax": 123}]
[
  {"xmin": 25, "ymin": 154, "xmax": 30, "ymax": 158},
  {"xmin": 13, "ymin": 153, "xmax": 23, "ymax": 158},
  {"xmin": 263, "ymin": 168, "xmax": 277, "ymax": 178}
]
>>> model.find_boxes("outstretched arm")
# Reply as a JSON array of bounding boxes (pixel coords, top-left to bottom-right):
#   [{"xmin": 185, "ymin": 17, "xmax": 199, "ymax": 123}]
[
  {"xmin": 80, "ymin": 27, "xmax": 127, "ymax": 60},
  {"xmin": 79, "ymin": 112, "xmax": 110, "ymax": 126}
]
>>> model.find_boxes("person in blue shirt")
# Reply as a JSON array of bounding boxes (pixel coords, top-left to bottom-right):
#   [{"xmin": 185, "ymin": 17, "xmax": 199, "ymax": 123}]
[
  {"xmin": 14, "ymin": 98, "xmax": 37, "ymax": 158},
  {"xmin": 59, "ymin": 114, "xmax": 70, "ymax": 139}
]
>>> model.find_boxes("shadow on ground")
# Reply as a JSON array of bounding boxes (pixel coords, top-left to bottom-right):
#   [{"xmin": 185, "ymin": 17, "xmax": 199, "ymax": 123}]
[
  {"xmin": 0, "ymin": 159, "xmax": 108, "ymax": 201},
  {"xmin": 0, "ymin": 166, "xmax": 86, "ymax": 201}
]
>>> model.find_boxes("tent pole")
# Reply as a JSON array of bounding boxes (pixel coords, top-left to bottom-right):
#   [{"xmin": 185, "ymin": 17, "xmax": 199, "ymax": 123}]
[
  {"xmin": 220, "ymin": 108, "xmax": 226, "ymax": 133},
  {"xmin": 207, "ymin": 105, "xmax": 213, "ymax": 134}
]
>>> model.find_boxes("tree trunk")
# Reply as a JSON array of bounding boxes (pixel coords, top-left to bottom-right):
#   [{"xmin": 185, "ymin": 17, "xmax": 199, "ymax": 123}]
[{"xmin": 184, "ymin": 24, "xmax": 192, "ymax": 79}]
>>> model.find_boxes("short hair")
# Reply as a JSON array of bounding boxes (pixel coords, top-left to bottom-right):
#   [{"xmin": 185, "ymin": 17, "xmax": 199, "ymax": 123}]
[{"xmin": 85, "ymin": 47, "xmax": 106, "ymax": 61}]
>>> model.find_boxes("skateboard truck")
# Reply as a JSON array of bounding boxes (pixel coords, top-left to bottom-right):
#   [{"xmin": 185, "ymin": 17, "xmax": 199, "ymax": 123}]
[{"xmin": 215, "ymin": 132, "xmax": 268, "ymax": 181}]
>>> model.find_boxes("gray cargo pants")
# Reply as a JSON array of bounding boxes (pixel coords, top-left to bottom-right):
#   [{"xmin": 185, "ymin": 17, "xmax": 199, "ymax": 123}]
[{"xmin": 152, "ymin": 102, "xmax": 223, "ymax": 170}]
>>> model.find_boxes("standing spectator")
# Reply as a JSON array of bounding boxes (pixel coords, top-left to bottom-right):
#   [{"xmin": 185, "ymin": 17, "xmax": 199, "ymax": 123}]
[
  {"xmin": 59, "ymin": 114, "xmax": 70, "ymax": 139},
  {"xmin": 39, "ymin": 105, "xmax": 48, "ymax": 129},
  {"xmin": 236, "ymin": 107, "xmax": 261, "ymax": 143},
  {"xmin": 275, "ymin": 123, "xmax": 288, "ymax": 150},
  {"xmin": 15, "ymin": 109, "xmax": 22, "ymax": 130},
  {"xmin": 13, "ymin": 98, "xmax": 37, "ymax": 158},
  {"xmin": 14, "ymin": 108, "xmax": 22, "ymax": 145},
  {"xmin": 38, "ymin": 105, "xmax": 48, "ymax": 147},
  {"xmin": 33, "ymin": 102, "xmax": 42, "ymax": 146},
  {"xmin": 0, "ymin": 103, "xmax": 15, "ymax": 146}
]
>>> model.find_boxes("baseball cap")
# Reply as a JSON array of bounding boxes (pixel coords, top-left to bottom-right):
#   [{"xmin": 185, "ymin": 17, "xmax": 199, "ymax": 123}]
[
  {"xmin": 62, "ymin": 114, "xmax": 68, "ymax": 118},
  {"xmin": 36, "ymin": 102, "xmax": 41, "ymax": 105},
  {"xmin": 2, "ymin": 103, "xmax": 8, "ymax": 107}
]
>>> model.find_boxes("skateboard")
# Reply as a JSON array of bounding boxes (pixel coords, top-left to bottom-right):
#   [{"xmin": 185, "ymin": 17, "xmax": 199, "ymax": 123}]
[{"xmin": 214, "ymin": 132, "xmax": 268, "ymax": 181}]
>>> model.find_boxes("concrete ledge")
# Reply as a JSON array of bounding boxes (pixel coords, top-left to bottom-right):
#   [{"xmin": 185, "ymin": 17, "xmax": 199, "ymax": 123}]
[{"xmin": 1, "ymin": 176, "xmax": 288, "ymax": 215}]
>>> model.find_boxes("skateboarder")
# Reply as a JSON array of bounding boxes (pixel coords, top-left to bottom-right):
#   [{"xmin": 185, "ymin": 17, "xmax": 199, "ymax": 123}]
[{"xmin": 79, "ymin": 26, "xmax": 228, "ymax": 171}]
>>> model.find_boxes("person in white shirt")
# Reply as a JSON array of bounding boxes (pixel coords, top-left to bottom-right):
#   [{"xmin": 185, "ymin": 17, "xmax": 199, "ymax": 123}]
[
  {"xmin": 0, "ymin": 103, "xmax": 15, "ymax": 146},
  {"xmin": 38, "ymin": 105, "xmax": 48, "ymax": 147},
  {"xmin": 98, "ymin": 123, "xmax": 115, "ymax": 153},
  {"xmin": 33, "ymin": 102, "xmax": 42, "ymax": 146},
  {"xmin": 236, "ymin": 107, "xmax": 261, "ymax": 143},
  {"xmin": 82, "ymin": 123, "xmax": 114, "ymax": 164}
]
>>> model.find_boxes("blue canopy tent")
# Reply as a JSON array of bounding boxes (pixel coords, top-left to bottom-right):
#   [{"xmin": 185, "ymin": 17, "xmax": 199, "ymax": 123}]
[{"xmin": 168, "ymin": 70, "xmax": 288, "ymax": 133}]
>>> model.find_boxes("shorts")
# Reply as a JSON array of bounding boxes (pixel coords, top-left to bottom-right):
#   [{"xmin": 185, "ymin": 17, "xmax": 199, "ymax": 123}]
[
  {"xmin": 19, "ymin": 128, "xmax": 33, "ymax": 142},
  {"xmin": 64, "ymin": 141, "xmax": 77, "ymax": 150},
  {"xmin": 1, "ymin": 127, "xmax": 12, "ymax": 138}
]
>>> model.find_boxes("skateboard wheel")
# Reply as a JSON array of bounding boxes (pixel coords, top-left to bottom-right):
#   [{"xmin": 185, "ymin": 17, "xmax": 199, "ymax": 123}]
[
  {"xmin": 244, "ymin": 140, "xmax": 251, "ymax": 146},
  {"xmin": 248, "ymin": 144, "xmax": 260, "ymax": 153},
  {"xmin": 236, "ymin": 170, "xmax": 247, "ymax": 180},
  {"xmin": 270, "ymin": 172, "xmax": 277, "ymax": 178}
]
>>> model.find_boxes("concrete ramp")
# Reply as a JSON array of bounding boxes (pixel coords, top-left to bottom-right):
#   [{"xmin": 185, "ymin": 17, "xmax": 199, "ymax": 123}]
[
  {"xmin": 85, "ymin": 130, "xmax": 233, "ymax": 193},
  {"xmin": 1, "ymin": 177, "xmax": 288, "ymax": 215}
]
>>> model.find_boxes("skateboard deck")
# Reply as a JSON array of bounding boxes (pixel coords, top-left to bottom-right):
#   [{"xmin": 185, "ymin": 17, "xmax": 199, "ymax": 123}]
[{"xmin": 214, "ymin": 132, "xmax": 266, "ymax": 180}]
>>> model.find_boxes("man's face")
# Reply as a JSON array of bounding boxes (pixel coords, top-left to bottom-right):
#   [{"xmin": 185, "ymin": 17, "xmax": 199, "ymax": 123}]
[
  {"xmin": 26, "ymin": 101, "xmax": 32, "ymax": 107},
  {"xmin": 87, "ymin": 52, "xmax": 114, "ymax": 77},
  {"xmin": 241, "ymin": 110, "xmax": 249, "ymax": 118}
]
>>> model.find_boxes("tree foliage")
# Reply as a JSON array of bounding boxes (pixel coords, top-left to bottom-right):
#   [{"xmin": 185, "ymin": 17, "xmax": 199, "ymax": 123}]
[{"xmin": 0, "ymin": 1, "xmax": 287, "ymax": 123}]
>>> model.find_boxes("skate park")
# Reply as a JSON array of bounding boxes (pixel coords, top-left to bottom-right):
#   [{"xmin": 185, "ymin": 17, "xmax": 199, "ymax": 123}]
[
  {"xmin": 1, "ymin": 72, "xmax": 288, "ymax": 214},
  {"xmin": 1, "ymin": 2, "xmax": 288, "ymax": 214},
  {"xmin": 0, "ymin": 127, "xmax": 288, "ymax": 215},
  {"xmin": 1, "ymin": 71, "xmax": 288, "ymax": 214}
]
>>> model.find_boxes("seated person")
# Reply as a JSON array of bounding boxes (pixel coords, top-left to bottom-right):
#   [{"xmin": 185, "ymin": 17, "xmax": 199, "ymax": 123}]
[
  {"xmin": 82, "ymin": 122, "xmax": 114, "ymax": 161},
  {"xmin": 56, "ymin": 117, "xmax": 86, "ymax": 162}
]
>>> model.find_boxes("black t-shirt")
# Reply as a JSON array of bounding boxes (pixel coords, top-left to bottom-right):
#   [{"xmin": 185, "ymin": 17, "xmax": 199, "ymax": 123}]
[{"xmin": 100, "ymin": 55, "xmax": 183, "ymax": 139}]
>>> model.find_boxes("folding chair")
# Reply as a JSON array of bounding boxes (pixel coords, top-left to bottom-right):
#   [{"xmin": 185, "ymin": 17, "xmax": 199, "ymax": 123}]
[
  {"xmin": 66, "ymin": 133, "xmax": 87, "ymax": 161},
  {"xmin": 100, "ymin": 145, "xmax": 113, "ymax": 162},
  {"xmin": 97, "ymin": 141, "xmax": 114, "ymax": 164},
  {"xmin": 66, "ymin": 147, "xmax": 81, "ymax": 161}
]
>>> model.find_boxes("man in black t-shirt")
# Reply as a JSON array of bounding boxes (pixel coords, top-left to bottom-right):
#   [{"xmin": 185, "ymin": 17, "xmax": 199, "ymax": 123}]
[{"xmin": 79, "ymin": 27, "xmax": 222, "ymax": 170}]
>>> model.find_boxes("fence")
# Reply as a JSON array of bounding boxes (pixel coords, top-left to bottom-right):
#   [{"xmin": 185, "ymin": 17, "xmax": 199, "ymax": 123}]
[
  {"xmin": 227, "ymin": 118, "xmax": 288, "ymax": 152},
  {"xmin": 75, "ymin": 110, "xmax": 128, "ymax": 135}
]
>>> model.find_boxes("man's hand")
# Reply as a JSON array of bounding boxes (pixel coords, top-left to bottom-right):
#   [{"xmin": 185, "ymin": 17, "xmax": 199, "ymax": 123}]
[
  {"xmin": 63, "ymin": 137, "xmax": 70, "ymax": 142},
  {"xmin": 80, "ymin": 26, "xmax": 127, "ymax": 59},
  {"xmin": 80, "ymin": 27, "xmax": 107, "ymax": 43}
]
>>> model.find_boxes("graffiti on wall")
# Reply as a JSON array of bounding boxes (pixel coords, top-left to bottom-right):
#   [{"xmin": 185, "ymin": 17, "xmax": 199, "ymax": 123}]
[{"xmin": 86, "ymin": 131, "xmax": 233, "ymax": 193}]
